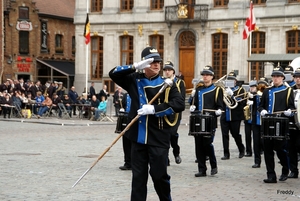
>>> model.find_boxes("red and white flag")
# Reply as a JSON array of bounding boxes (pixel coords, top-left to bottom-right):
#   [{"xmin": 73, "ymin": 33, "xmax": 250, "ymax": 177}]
[{"xmin": 243, "ymin": 2, "xmax": 256, "ymax": 40}]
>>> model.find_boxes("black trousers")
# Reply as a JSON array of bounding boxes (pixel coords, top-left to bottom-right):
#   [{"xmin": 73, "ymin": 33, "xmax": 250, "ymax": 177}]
[
  {"xmin": 170, "ymin": 120, "xmax": 180, "ymax": 157},
  {"xmin": 122, "ymin": 135, "xmax": 131, "ymax": 167},
  {"xmin": 244, "ymin": 121, "xmax": 252, "ymax": 155},
  {"xmin": 288, "ymin": 129, "xmax": 300, "ymax": 174},
  {"xmin": 263, "ymin": 138, "xmax": 289, "ymax": 179},
  {"xmin": 220, "ymin": 120, "xmax": 245, "ymax": 157},
  {"xmin": 252, "ymin": 124, "xmax": 263, "ymax": 165},
  {"xmin": 131, "ymin": 142, "xmax": 171, "ymax": 201},
  {"xmin": 194, "ymin": 132, "xmax": 217, "ymax": 173}
]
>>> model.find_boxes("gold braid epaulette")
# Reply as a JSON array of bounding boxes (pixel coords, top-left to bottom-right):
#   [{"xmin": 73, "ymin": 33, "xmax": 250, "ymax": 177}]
[{"xmin": 163, "ymin": 80, "xmax": 179, "ymax": 127}]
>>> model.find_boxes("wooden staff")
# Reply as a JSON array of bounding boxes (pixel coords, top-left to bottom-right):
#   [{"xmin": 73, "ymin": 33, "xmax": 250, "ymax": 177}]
[{"xmin": 72, "ymin": 79, "xmax": 173, "ymax": 188}]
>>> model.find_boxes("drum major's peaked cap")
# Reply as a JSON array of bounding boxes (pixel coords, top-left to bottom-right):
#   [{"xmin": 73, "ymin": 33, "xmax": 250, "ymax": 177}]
[
  {"xmin": 294, "ymin": 67, "xmax": 300, "ymax": 77},
  {"xmin": 271, "ymin": 66, "xmax": 285, "ymax": 79},
  {"xmin": 201, "ymin": 65, "xmax": 214, "ymax": 75},
  {"xmin": 284, "ymin": 66, "xmax": 294, "ymax": 74},
  {"xmin": 227, "ymin": 71, "xmax": 237, "ymax": 80},
  {"xmin": 249, "ymin": 80, "xmax": 257, "ymax": 87},
  {"xmin": 258, "ymin": 77, "xmax": 269, "ymax": 86},
  {"xmin": 163, "ymin": 61, "xmax": 175, "ymax": 72},
  {"xmin": 141, "ymin": 46, "xmax": 162, "ymax": 62}
]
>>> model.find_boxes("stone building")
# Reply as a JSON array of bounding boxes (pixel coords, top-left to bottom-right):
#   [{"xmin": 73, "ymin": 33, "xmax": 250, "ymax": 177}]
[
  {"xmin": 2, "ymin": 0, "xmax": 75, "ymax": 89},
  {"xmin": 74, "ymin": 0, "xmax": 300, "ymax": 93}
]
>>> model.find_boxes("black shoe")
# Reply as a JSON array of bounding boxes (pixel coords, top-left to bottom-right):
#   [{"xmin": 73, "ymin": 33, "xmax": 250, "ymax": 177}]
[
  {"xmin": 288, "ymin": 172, "xmax": 298, "ymax": 178},
  {"xmin": 239, "ymin": 151, "xmax": 245, "ymax": 158},
  {"xmin": 263, "ymin": 178, "xmax": 277, "ymax": 183},
  {"xmin": 221, "ymin": 156, "xmax": 230, "ymax": 160},
  {"xmin": 119, "ymin": 165, "xmax": 131, "ymax": 170},
  {"xmin": 245, "ymin": 153, "xmax": 252, "ymax": 157},
  {"xmin": 175, "ymin": 156, "xmax": 182, "ymax": 164},
  {"xmin": 279, "ymin": 174, "xmax": 288, "ymax": 181},
  {"xmin": 252, "ymin": 164, "xmax": 260, "ymax": 168},
  {"xmin": 195, "ymin": 172, "xmax": 207, "ymax": 177},
  {"xmin": 195, "ymin": 159, "xmax": 198, "ymax": 163},
  {"xmin": 211, "ymin": 168, "xmax": 218, "ymax": 175}
]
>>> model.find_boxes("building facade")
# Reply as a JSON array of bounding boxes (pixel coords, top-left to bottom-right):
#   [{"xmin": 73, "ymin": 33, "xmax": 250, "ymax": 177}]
[
  {"xmin": 2, "ymin": 0, "xmax": 75, "ymax": 89},
  {"xmin": 74, "ymin": 0, "xmax": 300, "ymax": 92}
]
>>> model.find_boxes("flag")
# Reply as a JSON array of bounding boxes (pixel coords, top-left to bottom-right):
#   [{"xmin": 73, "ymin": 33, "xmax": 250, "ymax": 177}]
[
  {"xmin": 84, "ymin": 14, "xmax": 90, "ymax": 45},
  {"xmin": 243, "ymin": 1, "xmax": 256, "ymax": 40}
]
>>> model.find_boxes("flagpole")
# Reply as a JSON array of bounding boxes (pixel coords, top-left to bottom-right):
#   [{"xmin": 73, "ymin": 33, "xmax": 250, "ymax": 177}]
[
  {"xmin": 248, "ymin": 1, "xmax": 252, "ymax": 82},
  {"xmin": 85, "ymin": 0, "xmax": 89, "ymax": 95}
]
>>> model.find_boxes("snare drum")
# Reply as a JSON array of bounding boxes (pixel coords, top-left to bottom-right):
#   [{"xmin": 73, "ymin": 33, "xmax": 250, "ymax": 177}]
[
  {"xmin": 115, "ymin": 112, "xmax": 128, "ymax": 133},
  {"xmin": 188, "ymin": 112, "xmax": 214, "ymax": 136},
  {"xmin": 261, "ymin": 115, "xmax": 289, "ymax": 139}
]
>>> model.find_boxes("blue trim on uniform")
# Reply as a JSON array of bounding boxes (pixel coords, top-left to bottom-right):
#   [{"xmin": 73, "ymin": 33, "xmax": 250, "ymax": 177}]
[
  {"xmin": 288, "ymin": 80, "xmax": 296, "ymax": 87},
  {"xmin": 268, "ymin": 85, "xmax": 286, "ymax": 113},
  {"xmin": 113, "ymin": 65, "xmax": 134, "ymax": 73},
  {"xmin": 197, "ymin": 84, "xmax": 215, "ymax": 111},
  {"xmin": 225, "ymin": 86, "xmax": 239, "ymax": 121},
  {"xmin": 136, "ymin": 77, "xmax": 165, "ymax": 144},
  {"xmin": 255, "ymin": 95, "xmax": 261, "ymax": 125},
  {"xmin": 126, "ymin": 95, "xmax": 131, "ymax": 113},
  {"xmin": 155, "ymin": 107, "xmax": 174, "ymax": 117}
]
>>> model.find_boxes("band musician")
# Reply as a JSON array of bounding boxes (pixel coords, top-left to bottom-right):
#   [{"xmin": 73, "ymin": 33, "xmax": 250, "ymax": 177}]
[
  {"xmin": 287, "ymin": 67, "xmax": 300, "ymax": 179},
  {"xmin": 258, "ymin": 66, "xmax": 295, "ymax": 183},
  {"xmin": 189, "ymin": 66, "xmax": 223, "ymax": 177},
  {"xmin": 248, "ymin": 77, "xmax": 269, "ymax": 168},
  {"xmin": 220, "ymin": 71, "xmax": 246, "ymax": 160}
]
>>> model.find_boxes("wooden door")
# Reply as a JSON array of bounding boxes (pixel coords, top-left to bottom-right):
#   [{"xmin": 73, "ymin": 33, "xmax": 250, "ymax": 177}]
[{"xmin": 179, "ymin": 31, "xmax": 195, "ymax": 91}]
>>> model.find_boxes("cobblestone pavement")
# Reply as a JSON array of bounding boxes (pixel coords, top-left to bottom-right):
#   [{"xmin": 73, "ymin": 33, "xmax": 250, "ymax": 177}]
[{"xmin": 0, "ymin": 110, "xmax": 299, "ymax": 201}]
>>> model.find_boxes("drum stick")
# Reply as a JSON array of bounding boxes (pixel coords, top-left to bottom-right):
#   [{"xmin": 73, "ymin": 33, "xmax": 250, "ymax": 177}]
[
  {"xmin": 72, "ymin": 79, "xmax": 173, "ymax": 188},
  {"xmin": 203, "ymin": 109, "xmax": 224, "ymax": 113},
  {"xmin": 272, "ymin": 109, "xmax": 297, "ymax": 114}
]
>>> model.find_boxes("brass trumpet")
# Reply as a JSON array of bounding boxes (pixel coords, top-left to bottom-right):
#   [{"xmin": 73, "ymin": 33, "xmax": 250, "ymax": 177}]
[{"xmin": 214, "ymin": 75, "xmax": 238, "ymax": 109}]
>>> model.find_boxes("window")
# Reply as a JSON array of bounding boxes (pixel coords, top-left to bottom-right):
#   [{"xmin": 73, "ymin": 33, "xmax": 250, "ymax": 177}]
[
  {"xmin": 252, "ymin": 0, "xmax": 266, "ymax": 4},
  {"xmin": 55, "ymin": 34, "xmax": 63, "ymax": 53},
  {"xmin": 149, "ymin": 35, "xmax": 164, "ymax": 75},
  {"xmin": 91, "ymin": 36, "xmax": 103, "ymax": 80},
  {"xmin": 150, "ymin": 0, "xmax": 164, "ymax": 10},
  {"xmin": 72, "ymin": 36, "xmax": 76, "ymax": 55},
  {"xmin": 286, "ymin": 30, "xmax": 300, "ymax": 53},
  {"xmin": 104, "ymin": 79, "xmax": 115, "ymax": 94},
  {"xmin": 212, "ymin": 33, "xmax": 228, "ymax": 79},
  {"xmin": 19, "ymin": 31, "xmax": 29, "ymax": 54},
  {"xmin": 19, "ymin": 7, "xmax": 29, "ymax": 19},
  {"xmin": 91, "ymin": 0, "xmax": 103, "ymax": 12},
  {"xmin": 251, "ymin": 32, "xmax": 265, "ymax": 80},
  {"xmin": 120, "ymin": 35, "xmax": 133, "ymax": 65},
  {"xmin": 289, "ymin": 0, "xmax": 300, "ymax": 3},
  {"xmin": 120, "ymin": 0, "xmax": 134, "ymax": 11},
  {"xmin": 214, "ymin": 0, "xmax": 229, "ymax": 7}
]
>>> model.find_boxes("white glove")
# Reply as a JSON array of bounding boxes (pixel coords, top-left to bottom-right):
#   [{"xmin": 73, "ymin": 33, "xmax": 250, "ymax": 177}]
[
  {"xmin": 137, "ymin": 105, "xmax": 155, "ymax": 115},
  {"xmin": 247, "ymin": 100, "xmax": 253, "ymax": 106},
  {"xmin": 190, "ymin": 105, "xmax": 196, "ymax": 112},
  {"xmin": 133, "ymin": 58, "xmax": 154, "ymax": 70},
  {"xmin": 248, "ymin": 92, "xmax": 254, "ymax": 99},
  {"xmin": 191, "ymin": 89, "xmax": 196, "ymax": 97},
  {"xmin": 119, "ymin": 108, "xmax": 125, "ymax": 112},
  {"xmin": 284, "ymin": 109, "xmax": 292, "ymax": 117},
  {"xmin": 260, "ymin": 109, "xmax": 268, "ymax": 117},
  {"xmin": 215, "ymin": 109, "xmax": 222, "ymax": 116},
  {"xmin": 225, "ymin": 87, "xmax": 233, "ymax": 96}
]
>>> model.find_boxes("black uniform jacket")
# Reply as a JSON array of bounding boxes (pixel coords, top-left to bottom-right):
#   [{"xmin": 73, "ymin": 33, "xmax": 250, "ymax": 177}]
[
  {"xmin": 191, "ymin": 84, "xmax": 224, "ymax": 129},
  {"xmin": 109, "ymin": 65, "xmax": 185, "ymax": 148}
]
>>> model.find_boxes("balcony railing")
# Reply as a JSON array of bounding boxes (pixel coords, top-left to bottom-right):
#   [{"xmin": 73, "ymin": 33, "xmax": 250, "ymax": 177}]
[{"xmin": 165, "ymin": 4, "xmax": 209, "ymax": 23}]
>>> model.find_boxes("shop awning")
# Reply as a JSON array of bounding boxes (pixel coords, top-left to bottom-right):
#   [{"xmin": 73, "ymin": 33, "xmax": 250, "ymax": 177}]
[
  {"xmin": 247, "ymin": 54, "xmax": 300, "ymax": 62},
  {"xmin": 36, "ymin": 59, "xmax": 75, "ymax": 76}
]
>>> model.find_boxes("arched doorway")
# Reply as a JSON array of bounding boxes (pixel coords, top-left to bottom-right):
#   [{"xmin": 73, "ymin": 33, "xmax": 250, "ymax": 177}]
[{"xmin": 179, "ymin": 31, "xmax": 195, "ymax": 90}]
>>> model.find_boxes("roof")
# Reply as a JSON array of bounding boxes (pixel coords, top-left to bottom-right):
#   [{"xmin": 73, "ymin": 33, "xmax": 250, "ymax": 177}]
[
  {"xmin": 36, "ymin": 59, "xmax": 75, "ymax": 76},
  {"xmin": 33, "ymin": 0, "xmax": 75, "ymax": 19},
  {"xmin": 247, "ymin": 54, "xmax": 300, "ymax": 62}
]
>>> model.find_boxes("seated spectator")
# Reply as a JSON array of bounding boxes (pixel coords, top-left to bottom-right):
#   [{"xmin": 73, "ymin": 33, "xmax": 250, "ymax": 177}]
[
  {"xmin": 76, "ymin": 93, "xmax": 90, "ymax": 117},
  {"xmin": 33, "ymin": 91, "xmax": 44, "ymax": 114},
  {"xmin": 20, "ymin": 92, "xmax": 28, "ymax": 109},
  {"xmin": 0, "ymin": 91, "xmax": 13, "ymax": 118},
  {"xmin": 92, "ymin": 96, "xmax": 107, "ymax": 121},
  {"xmin": 51, "ymin": 93, "xmax": 61, "ymax": 115},
  {"xmin": 37, "ymin": 94, "xmax": 53, "ymax": 118},
  {"xmin": 59, "ymin": 94, "xmax": 73, "ymax": 118},
  {"xmin": 12, "ymin": 91, "xmax": 22, "ymax": 108},
  {"xmin": 90, "ymin": 95, "xmax": 100, "ymax": 119}
]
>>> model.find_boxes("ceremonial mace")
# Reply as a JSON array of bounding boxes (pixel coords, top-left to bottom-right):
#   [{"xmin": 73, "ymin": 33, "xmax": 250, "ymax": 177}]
[{"xmin": 72, "ymin": 79, "xmax": 174, "ymax": 188}]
